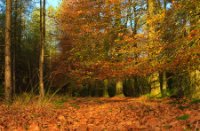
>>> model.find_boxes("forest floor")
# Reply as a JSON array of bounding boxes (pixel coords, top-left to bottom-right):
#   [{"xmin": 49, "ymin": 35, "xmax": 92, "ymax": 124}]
[{"xmin": 0, "ymin": 96, "xmax": 199, "ymax": 131}]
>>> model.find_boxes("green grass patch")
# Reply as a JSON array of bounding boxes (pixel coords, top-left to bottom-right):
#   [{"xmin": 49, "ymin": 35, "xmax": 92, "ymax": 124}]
[
  {"xmin": 53, "ymin": 99, "xmax": 66, "ymax": 107},
  {"xmin": 190, "ymin": 99, "xmax": 200, "ymax": 104},
  {"xmin": 176, "ymin": 114, "xmax": 190, "ymax": 120}
]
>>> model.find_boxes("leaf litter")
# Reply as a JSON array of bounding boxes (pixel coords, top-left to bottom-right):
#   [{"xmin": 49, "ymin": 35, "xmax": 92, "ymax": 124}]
[{"xmin": 0, "ymin": 97, "xmax": 199, "ymax": 130}]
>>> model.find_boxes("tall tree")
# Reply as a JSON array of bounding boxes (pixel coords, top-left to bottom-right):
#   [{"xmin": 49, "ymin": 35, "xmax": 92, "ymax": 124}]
[
  {"xmin": 39, "ymin": 0, "xmax": 45, "ymax": 98},
  {"xmin": 0, "ymin": 1, "xmax": 5, "ymax": 88},
  {"xmin": 147, "ymin": 0, "xmax": 162, "ymax": 96},
  {"xmin": 55, "ymin": 0, "xmax": 200, "ymax": 98},
  {"xmin": 12, "ymin": 0, "xmax": 18, "ymax": 96},
  {"xmin": 4, "ymin": 0, "xmax": 12, "ymax": 101}
]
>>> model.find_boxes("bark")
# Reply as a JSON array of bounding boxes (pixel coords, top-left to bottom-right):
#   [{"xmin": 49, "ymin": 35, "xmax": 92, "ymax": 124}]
[
  {"xmin": 5, "ymin": 0, "xmax": 12, "ymax": 102},
  {"xmin": 12, "ymin": 0, "xmax": 18, "ymax": 96},
  {"xmin": 148, "ymin": 0, "xmax": 161, "ymax": 96},
  {"xmin": 158, "ymin": 0, "xmax": 167, "ymax": 97},
  {"xmin": 39, "ymin": 0, "xmax": 45, "ymax": 98},
  {"xmin": 159, "ymin": 72, "xmax": 167, "ymax": 96}
]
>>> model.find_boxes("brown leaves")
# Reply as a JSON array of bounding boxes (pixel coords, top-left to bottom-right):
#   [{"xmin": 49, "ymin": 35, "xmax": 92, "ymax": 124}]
[
  {"xmin": 0, "ymin": 97, "xmax": 199, "ymax": 130},
  {"xmin": 29, "ymin": 123, "xmax": 40, "ymax": 131},
  {"xmin": 188, "ymin": 29, "xmax": 199, "ymax": 40},
  {"xmin": 54, "ymin": 0, "xmax": 200, "ymax": 83}
]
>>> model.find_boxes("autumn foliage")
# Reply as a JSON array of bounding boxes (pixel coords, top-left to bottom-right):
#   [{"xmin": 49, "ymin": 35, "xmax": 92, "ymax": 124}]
[
  {"xmin": 0, "ymin": 0, "xmax": 200, "ymax": 130},
  {"xmin": 53, "ymin": 0, "xmax": 199, "ymax": 82}
]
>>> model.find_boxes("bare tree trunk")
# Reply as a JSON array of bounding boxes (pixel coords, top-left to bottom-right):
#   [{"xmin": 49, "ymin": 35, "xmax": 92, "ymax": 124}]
[
  {"xmin": 39, "ymin": 0, "xmax": 45, "ymax": 99},
  {"xmin": 5, "ymin": 0, "xmax": 12, "ymax": 102},
  {"xmin": 43, "ymin": 0, "xmax": 46, "ymax": 48},
  {"xmin": 159, "ymin": 0, "xmax": 167, "ymax": 97},
  {"xmin": 12, "ymin": 0, "xmax": 18, "ymax": 97}
]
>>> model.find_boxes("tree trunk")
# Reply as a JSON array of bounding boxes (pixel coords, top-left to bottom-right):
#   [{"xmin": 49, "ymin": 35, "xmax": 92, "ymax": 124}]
[
  {"xmin": 159, "ymin": 72, "xmax": 167, "ymax": 96},
  {"xmin": 5, "ymin": 0, "xmax": 12, "ymax": 102},
  {"xmin": 132, "ymin": 3, "xmax": 140, "ymax": 97},
  {"xmin": 12, "ymin": 0, "xmax": 18, "ymax": 96},
  {"xmin": 39, "ymin": 0, "xmax": 45, "ymax": 99},
  {"xmin": 148, "ymin": 0, "xmax": 161, "ymax": 97}
]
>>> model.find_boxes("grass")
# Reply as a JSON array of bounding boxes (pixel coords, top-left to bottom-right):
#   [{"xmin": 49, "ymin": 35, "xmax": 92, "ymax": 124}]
[
  {"xmin": 190, "ymin": 99, "xmax": 200, "ymax": 104},
  {"xmin": 13, "ymin": 92, "xmax": 36, "ymax": 105},
  {"xmin": 176, "ymin": 114, "xmax": 190, "ymax": 120},
  {"xmin": 1, "ymin": 92, "xmax": 199, "ymax": 110},
  {"xmin": 53, "ymin": 98, "xmax": 67, "ymax": 108}
]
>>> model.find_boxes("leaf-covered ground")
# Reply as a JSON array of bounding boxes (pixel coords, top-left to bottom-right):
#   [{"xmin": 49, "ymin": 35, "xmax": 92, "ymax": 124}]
[{"xmin": 0, "ymin": 97, "xmax": 199, "ymax": 130}]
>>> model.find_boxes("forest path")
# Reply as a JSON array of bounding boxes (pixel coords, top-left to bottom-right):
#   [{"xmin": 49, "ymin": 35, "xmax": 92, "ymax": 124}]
[{"xmin": 0, "ymin": 97, "xmax": 199, "ymax": 130}]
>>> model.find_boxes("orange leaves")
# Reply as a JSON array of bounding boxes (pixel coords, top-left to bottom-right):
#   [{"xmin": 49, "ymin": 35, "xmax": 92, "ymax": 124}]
[
  {"xmin": 115, "ymin": 33, "xmax": 145, "ymax": 44},
  {"xmin": 81, "ymin": 24, "xmax": 92, "ymax": 33},
  {"xmin": 188, "ymin": 29, "xmax": 199, "ymax": 40},
  {"xmin": 107, "ymin": 0, "xmax": 120, "ymax": 4},
  {"xmin": 123, "ymin": 35, "xmax": 135, "ymax": 43},
  {"xmin": 29, "ymin": 123, "xmax": 40, "ymax": 131},
  {"xmin": 0, "ymin": 98, "xmax": 199, "ymax": 130},
  {"xmin": 77, "ymin": 10, "xmax": 83, "ymax": 15},
  {"xmin": 55, "ymin": 0, "xmax": 200, "ymax": 82}
]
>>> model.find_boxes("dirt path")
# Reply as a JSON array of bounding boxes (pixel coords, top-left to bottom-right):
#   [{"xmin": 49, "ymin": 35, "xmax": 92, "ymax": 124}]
[{"xmin": 0, "ymin": 97, "xmax": 199, "ymax": 130}]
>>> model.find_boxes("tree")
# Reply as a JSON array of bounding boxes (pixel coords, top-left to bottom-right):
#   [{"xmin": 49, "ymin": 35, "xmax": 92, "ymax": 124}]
[
  {"xmin": 55, "ymin": 0, "xmax": 200, "ymax": 98},
  {"xmin": 39, "ymin": 0, "xmax": 46, "ymax": 99},
  {"xmin": 4, "ymin": 0, "xmax": 12, "ymax": 102},
  {"xmin": 12, "ymin": 0, "xmax": 18, "ymax": 96},
  {"xmin": 146, "ymin": 0, "xmax": 170, "ymax": 97},
  {"xmin": 0, "ymin": 0, "xmax": 5, "ymax": 90}
]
